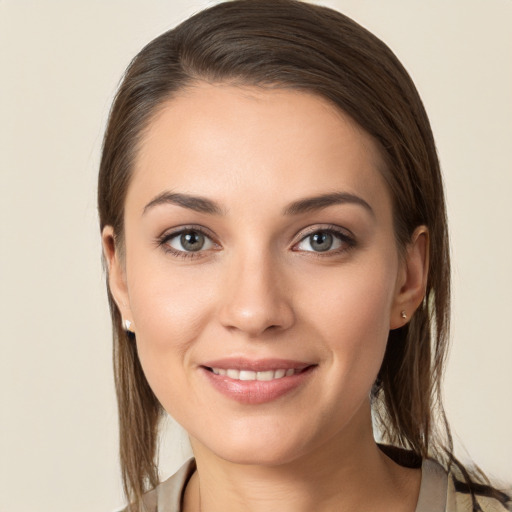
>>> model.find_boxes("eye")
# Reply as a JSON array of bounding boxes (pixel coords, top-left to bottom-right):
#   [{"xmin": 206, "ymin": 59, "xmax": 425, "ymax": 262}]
[
  {"xmin": 294, "ymin": 228, "xmax": 354, "ymax": 254},
  {"xmin": 163, "ymin": 229, "xmax": 215, "ymax": 254}
]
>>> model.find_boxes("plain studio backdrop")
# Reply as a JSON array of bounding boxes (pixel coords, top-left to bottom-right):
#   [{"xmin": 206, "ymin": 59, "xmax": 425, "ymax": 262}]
[{"xmin": 0, "ymin": 1, "xmax": 510, "ymax": 511}]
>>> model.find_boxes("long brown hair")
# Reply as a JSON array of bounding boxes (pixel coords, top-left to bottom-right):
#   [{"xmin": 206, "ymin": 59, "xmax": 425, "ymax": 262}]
[{"xmin": 97, "ymin": 1, "xmax": 510, "ymax": 509}]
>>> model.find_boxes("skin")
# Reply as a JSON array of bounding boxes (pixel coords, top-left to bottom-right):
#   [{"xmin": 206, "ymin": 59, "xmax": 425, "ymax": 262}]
[{"xmin": 103, "ymin": 83, "xmax": 429, "ymax": 511}]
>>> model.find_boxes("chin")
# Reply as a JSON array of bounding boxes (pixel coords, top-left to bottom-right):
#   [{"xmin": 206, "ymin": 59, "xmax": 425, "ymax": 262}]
[
  {"xmin": 191, "ymin": 417, "xmax": 320, "ymax": 467},
  {"xmin": 215, "ymin": 440, "xmax": 305, "ymax": 467}
]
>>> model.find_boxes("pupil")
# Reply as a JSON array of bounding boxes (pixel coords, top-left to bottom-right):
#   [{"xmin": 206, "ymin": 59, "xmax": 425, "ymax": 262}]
[
  {"xmin": 181, "ymin": 231, "xmax": 204, "ymax": 251},
  {"xmin": 311, "ymin": 232, "xmax": 332, "ymax": 252}
]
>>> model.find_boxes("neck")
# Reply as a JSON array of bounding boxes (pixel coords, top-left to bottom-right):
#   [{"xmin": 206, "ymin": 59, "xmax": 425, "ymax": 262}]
[{"xmin": 183, "ymin": 405, "xmax": 421, "ymax": 512}]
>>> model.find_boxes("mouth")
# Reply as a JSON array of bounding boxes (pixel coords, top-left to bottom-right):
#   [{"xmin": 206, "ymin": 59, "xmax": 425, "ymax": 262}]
[
  {"xmin": 205, "ymin": 366, "xmax": 308, "ymax": 381},
  {"xmin": 199, "ymin": 358, "xmax": 317, "ymax": 404}
]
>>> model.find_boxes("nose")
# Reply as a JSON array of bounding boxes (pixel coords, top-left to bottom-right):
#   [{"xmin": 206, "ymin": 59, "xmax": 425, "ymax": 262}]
[{"xmin": 217, "ymin": 250, "xmax": 295, "ymax": 338}]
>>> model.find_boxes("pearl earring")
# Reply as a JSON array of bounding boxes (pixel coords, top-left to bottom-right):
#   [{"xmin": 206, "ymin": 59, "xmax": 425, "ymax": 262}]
[
  {"xmin": 123, "ymin": 319, "xmax": 134, "ymax": 332},
  {"xmin": 400, "ymin": 311, "xmax": 407, "ymax": 319}
]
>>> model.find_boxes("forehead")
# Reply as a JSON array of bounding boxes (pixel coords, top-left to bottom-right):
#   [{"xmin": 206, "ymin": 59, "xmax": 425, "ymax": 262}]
[{"xmin": 128, "ymin": 83, "xmax": 391, "ymax": 215}]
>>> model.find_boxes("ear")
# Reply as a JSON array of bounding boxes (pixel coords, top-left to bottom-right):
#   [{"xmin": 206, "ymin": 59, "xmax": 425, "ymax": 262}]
[
  {"xmin": 101, "ymin": 226, "xmax": 135, "ymax": 331},
  {"xmin": 390, "ymin": 226, "xmax": 429, "ymax": 329}
]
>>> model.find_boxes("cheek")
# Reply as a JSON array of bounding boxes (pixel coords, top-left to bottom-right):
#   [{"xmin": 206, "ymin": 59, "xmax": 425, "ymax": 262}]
[
  {"xmin": 124, "ymin": 252, "xmax": 218, "ymax": 398},
  {"xmin": 304, "ymin": 256, "xmax": 397, "ymax": 387},
  {"xmin": 127, "ymin": 245, "xmax": 216, "ymax": 342},
  {"xmin": 305, "ymin": 254, "xmax": 397, "ymax": 334}
]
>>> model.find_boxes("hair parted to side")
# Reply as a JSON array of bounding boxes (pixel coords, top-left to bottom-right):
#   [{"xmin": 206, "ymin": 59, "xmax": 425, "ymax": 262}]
[{"xmin": 98, "ymin": 1, "xmax": 510, "ymax": 510}]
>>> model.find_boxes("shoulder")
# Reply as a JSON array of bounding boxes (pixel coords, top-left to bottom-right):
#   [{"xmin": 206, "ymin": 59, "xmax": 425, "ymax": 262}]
[
  {"xmin": 118, "ymin": 458, "xmax": 196, "ymax": 512},
  {"xmin": 416, "ymin": 457, "xmax": 510, "ymax": 512},
  {"xmin": 446, "ymin": 466, "xmax": 511, "ymax": 512}
]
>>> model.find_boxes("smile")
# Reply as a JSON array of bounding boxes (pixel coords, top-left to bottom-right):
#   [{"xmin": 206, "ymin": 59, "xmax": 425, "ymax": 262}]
[
  {"xmin": 200, "ymin": 359, "xmax": 316, "ymax": 404},
  {"xmin": 209, "ymin": 368, "xmax": 298, "ymax": 380}
]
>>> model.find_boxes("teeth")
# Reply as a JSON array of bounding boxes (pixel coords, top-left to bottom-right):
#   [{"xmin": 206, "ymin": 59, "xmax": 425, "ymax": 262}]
[
  {"xmin": 210, "ymin": 368, "xmax": 298, "ymax": 381},
  {"xmin": 256, "ymin": 370, "xmax": 274, "ymax": 381},
  {"xmin": 239, "ymin": 370, "xmax": 256, "ymax": 381}
]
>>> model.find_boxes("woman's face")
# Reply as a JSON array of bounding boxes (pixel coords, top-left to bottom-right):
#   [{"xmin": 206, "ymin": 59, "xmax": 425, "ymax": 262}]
[{"xmin": 105, "ymin": 83, "xmax": 421, "ymax": 465}]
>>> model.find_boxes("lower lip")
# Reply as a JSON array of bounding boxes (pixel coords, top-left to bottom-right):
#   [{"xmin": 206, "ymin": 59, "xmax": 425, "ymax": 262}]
[{"xmin": 200, "ymin": 366, "xmax": 315, "ymax": 404}]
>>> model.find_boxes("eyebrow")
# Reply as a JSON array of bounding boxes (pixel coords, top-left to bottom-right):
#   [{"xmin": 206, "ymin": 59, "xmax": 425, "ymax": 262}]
[
  {"xmin": 283, "ymin": 192, "xmax": 374, "ymax": 217},
  {"xmin": 143, "ymin": 192, "xmax": 225, "ymax": 216},
  {"xmin": 142, "ymin": 191, "xmax": 373, "ymax": 217}
]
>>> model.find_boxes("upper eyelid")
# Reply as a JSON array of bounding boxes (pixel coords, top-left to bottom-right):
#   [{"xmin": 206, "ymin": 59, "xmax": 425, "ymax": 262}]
[
  {"xmin": 159, "ymin": 225, "xmax": 217, "ymax": 241},
  {"xmin": 294, "ymin": 224, "xmax": 354, "ymax": 241}
]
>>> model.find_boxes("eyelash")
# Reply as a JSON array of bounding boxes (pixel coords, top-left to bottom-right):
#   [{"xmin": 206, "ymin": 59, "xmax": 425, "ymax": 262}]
[
  {"xmin": 157, "ymin": 225, "xmax": 218, "ymax": 260},
  {"xmin": 293, "ymin": 224, "xmax": 356, "ymax": 258},
  {"xmin": 156, "ymin": 224, "xmax": 356, "ymax": 260}
]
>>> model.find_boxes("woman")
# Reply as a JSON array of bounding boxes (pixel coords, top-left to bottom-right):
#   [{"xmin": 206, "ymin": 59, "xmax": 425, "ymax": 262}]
[{"xmin": 98, "ymin": 1, "xmax": 511, "ymax": 510}]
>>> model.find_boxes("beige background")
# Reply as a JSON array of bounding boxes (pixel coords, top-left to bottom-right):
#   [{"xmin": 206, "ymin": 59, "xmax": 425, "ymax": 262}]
[{"xmin": 0, "ymin": 1, "xmax": 510, "ymax": 511}]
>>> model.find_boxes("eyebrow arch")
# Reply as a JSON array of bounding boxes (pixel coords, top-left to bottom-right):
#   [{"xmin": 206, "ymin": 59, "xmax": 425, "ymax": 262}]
[
  {"xmin": 283, "ymin": 192, "xmax": 374, "ymax": 217},
  {"xmin": 143, "ymin": 192, "xmax": 225, "ymax": 216},
  {"xmin": 143, "ymin": 190, "xmax": 373, "ymax": 217}
]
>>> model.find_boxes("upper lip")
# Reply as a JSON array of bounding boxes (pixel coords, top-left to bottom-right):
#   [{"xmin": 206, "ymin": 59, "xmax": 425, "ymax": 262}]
[{"xmin": 201, "ymin": 357, "xmax": 315, "ymax": 372}]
